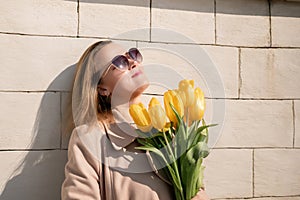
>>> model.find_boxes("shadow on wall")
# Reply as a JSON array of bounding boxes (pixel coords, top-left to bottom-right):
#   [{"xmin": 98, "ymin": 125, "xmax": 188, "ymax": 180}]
[
  {"xmin": 0, "ymin": 65, "xmax": 76, "ymax": 200},
  {"xmin": 64, "ymin": 0, "xmax": 300, "ymax": 17}
]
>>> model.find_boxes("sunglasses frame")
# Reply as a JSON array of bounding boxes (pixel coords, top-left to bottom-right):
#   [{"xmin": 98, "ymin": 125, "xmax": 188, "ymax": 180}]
[{"xmin": 101, "ymin": 48, "xmax": 143, "ymax": 79}]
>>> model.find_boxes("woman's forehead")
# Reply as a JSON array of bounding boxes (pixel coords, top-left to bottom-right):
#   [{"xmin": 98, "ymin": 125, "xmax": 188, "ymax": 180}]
[{"xmin": 94, "ymin": 42, "xmax": 127, "ymax": 68}]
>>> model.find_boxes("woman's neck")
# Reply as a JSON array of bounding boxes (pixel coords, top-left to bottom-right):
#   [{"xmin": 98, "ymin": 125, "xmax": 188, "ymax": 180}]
[{"xmin": 110, "ymin": 94, "xmax": 142, "ymax": 124}]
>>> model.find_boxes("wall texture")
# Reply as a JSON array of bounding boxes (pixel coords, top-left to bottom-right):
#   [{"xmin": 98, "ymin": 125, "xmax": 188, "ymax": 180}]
[{"xmin": 0, "ymin": 0, "xmax": 299, "ymax": 199}]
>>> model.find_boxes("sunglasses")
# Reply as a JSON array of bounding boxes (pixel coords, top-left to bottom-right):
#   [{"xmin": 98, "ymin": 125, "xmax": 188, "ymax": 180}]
[{"xmin": 101, "ymin": 48, "xmax": 143, "ymax": 78}]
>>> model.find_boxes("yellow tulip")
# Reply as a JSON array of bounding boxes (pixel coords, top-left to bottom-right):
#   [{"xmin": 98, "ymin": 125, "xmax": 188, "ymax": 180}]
[
  {"xmin": 148, "ymin": 98, "xmax": 167, "ymax": 130},
  {"xmin": 129, "ymin": 103, "xmax": 152, "ymax": 132},
  {"xmin": 178, "ymin": 79, "xmax": 194, "ymax": 107},
  {"xmin": 189, "ymin": 87, "xmax": 206, "ymax": 121},
  {"xmin": 164, "ymin": 90, "xmax": 184, "ymax": 124},
  {"xmin": 148, "ymin": 97, "xmax": 160, "ymax": 107},
  {"xmin": 175, "ymin": 89, "xmax": 186, "ymax": 108}
]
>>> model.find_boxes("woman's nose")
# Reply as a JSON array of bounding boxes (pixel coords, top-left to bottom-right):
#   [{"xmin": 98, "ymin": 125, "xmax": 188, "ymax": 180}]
[{"xmin": 128, "ymin": 59, "xmax": 138, "ymax": 70}]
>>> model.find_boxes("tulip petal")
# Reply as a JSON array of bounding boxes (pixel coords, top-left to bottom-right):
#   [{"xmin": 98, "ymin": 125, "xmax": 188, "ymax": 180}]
[
  {"xmin": 164, "ymin": 90, "xmax": 184, "ymax": 125},
  {"xmin": 189, "ymin": 87, "xmax": 206, "ymax": 122},
  {"xmin": 148, "ymin": 98, "xmax": 167, "ymax": 130},
  {"xmin": 178, "ymin": 79, "xmax": 195, "ymax": 107},
  {"xmin": 149, "ymin": 105, "xmax": 166, "ymax": 130},
  {"xmin": 129, "ymin": 103, "xmax": 152, "ymax": 132}
]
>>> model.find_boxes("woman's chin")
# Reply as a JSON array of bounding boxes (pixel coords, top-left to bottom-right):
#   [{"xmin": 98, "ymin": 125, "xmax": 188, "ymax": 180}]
[
  {"xmin": 130, "ymin": 72, "xmax": 149, "ymax": 92},
  {"xmin": 111, "ymin": 73, "xmax": 149, "ymax": 106}
]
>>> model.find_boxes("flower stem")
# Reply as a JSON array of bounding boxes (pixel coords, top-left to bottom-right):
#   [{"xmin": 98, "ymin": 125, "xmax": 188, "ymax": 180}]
[{"xmin": 162, "ymin": 129, "xmax": 184, "ymax": 199}]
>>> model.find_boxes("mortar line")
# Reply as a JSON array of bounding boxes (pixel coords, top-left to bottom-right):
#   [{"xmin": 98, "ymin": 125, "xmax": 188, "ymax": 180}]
[
  {"xmin": 135, "ymin": 41, "xmax": 138, "ymax": 48},
  {"xmin": 292, "ymin": 100, "xmax": 296, "ymax": 147},
  {"xmin": 252, "ymin": 149, "xmax": 255, "ymax": 197},
  {"xmin": 238, "ymin": 48, "xmax": 242, "ymax": 99},
  {"xmin": 149, "ymin": 0, "xmax": 152, "ymax": 42},
  {"xmin": 77, "ymin": 0, "xmax": 80, "ymax": 37},
  {"xmin": 1, "ymin": 147, "xmax": 299, "ymax": 151},
  {"xmin": 214, "ymin": 0, "xmax": 217, "ymax": 45},
  {"xmin": 206, "ymin": 97, "xmax": 300, "ymax": 100},
  {"xmin": 1, "ymin": 90, "xmax": 299, "ymax": 101},
  {"xmin": 268, "ymin": 0, "xmax": 272, "ymax": 47},
  {"xmin": 1, "ymin": 31, "xmax": 300, "ymax": 49},
  {"xmin": 211, "ymin": 194, "xmax": 300, "ymax": 200},
  {"xmin": 144, "ymin": 93, "xmax": 300, "ymax": 100},
  {"xmin": 138, "ymin": 41, "xmax": 300, "ymax": 49},
  {"xmin": 0, "ymin": 31, "xmax": 78, "ymax": 38},
  {"xmin": 212, "ymin": 147, "xmax": 300, "ymax": 149},
  {"xmin": 0, "ymin": 149, "xmax": 64, "ymax": 152},
  {"xmin": 0, "ymin": 90, "xmax": 67, "ymax": 93}
]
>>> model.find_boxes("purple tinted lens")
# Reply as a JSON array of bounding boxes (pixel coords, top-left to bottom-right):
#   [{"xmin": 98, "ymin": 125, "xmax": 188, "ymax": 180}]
[
  {"xmin": 112, "ymin": 55, "xmax": 129, "ymax": 70},
  {"xmin": 128, "ymin": 48, "xmax": 143, "ymax": 63}
]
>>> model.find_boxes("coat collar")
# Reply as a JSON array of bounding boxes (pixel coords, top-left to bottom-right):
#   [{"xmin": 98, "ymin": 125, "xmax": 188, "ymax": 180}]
[{"xmin": 105, "ymin": 105, "xmax": 138, "ymax": 150}]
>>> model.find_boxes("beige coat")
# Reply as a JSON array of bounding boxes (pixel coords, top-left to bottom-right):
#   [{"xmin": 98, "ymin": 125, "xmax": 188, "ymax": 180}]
[{"xmin": 61, "ymin": 122, "xmax": 175, "ymax": 200}]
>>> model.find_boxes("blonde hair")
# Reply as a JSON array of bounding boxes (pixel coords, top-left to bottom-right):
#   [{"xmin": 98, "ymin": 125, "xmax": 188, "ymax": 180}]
[{"xmin": 64, "ymin": 40, "xmax": 114, "ymax": 136}]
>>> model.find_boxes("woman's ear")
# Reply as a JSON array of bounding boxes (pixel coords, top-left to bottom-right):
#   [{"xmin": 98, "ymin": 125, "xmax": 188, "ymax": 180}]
[{"xmin": 97, "ymin": 85, "xmax": 110, "ymax": 96}]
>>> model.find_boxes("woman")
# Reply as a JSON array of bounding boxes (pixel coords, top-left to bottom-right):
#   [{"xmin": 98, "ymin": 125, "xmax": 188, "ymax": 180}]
[{"xmin": 61, "ymin": 40, "xmax": 210, "ymax": 200}]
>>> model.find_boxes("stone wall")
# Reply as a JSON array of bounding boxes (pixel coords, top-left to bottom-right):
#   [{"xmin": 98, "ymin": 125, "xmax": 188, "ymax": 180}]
[{"xmin": 0, "ymin": 0, "xmax": 299, "ymax": 199}]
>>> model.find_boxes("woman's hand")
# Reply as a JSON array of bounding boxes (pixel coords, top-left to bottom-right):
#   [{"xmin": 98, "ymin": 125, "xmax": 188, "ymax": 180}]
[{"xmin": 191, "ymin": 188, "xmax": 210, "ymax": 200}]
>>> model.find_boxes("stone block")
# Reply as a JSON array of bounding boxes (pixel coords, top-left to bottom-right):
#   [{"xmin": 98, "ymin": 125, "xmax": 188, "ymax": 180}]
[
  {"xmin": 0, "ymin": 92, "xmax": 60, "ymax": 149},
  {"xmin": 240, "ymin": 48, "xmax": 300, "ymax": 98},
  {"xmin": 203, "ymin": 149, "xmax": 252, "ymax": 198},
  {"xmin": 295, "ymin": 100, "xmax": 300, "ymax": 147},
  {"xmin": 271, "ymin": 0, "xmax": 300, "ymax": 47},
  {"xmin": 216, "ymin": 0, "xmax": 270, "ymax": 47},
  {"xmin": 151, "ymin": 0, "xmax": 214, "ymax": 44},
  {"xmin": 0, "ymin": 0, "xmax": 77, "ymax": 36},
  {"xmin": 215, "ymin": 100, "xmax": 293, "ymax": 148},
  {"xmin": 0, "ymin": 150, "xmax": 67, "ymax": 200},
  {"xmin": 137, "ymin": 42, "xmax": 237, "ymax": 98},
  {"xmin": 254, "ymin": 149, "xmax": 300, "ymax": 196},
  {"xmin": 79, "ymin": 0, "xmax": 150, "ymax": 40},
  {"xmin": 0, "ymin": 34, "xmax": 98, "ymax": 91},
  {"xmin": 202, "ymin": 45, "xmax": 239, "ymax": 98}
]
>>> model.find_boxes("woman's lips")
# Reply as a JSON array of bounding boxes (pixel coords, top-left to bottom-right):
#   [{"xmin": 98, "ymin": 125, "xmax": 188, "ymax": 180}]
[{"xmin": 131, "ymin": 70, "xmax": 142, "ymax": 78}]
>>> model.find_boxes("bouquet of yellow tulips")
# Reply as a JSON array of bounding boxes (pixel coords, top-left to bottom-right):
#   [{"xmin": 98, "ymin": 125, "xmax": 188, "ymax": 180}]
[{"xmin": 129, "ymin": 79, "xmax": 216, "ymax": 200}]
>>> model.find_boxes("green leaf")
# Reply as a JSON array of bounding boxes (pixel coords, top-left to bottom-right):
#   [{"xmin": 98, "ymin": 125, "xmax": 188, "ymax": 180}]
[
  {"xmin": 136, "ymin": 138, "xmax": 157, "ymax": 148},
  {"xmin": 167, "ymin": 164, "xmax": 182, "ymax": 192},
  {"xmin": 196, "ymin": 165, "xmax": 205, "ymax": 190},
  {"xmin": 186, "ymin": 158, "xmax": 203, "ymax": 199},
  {"xmin": 188, "ymin": 141, "xmax": 210, "ymax": 161},
  {"xmin": 181, "ymin": 141, "xmax": 209, "ymax": 199},
  {"xmin": 135, "ymin": 129, "xmax": 150, "ymax": 138},
  {"xmin": 202, "ymin": 119, "xmax": 217, "ymax": 143},
  {"xmin": 195, "ymin": 123, "xmax": 218, "ymax": 137},
  {"xmin": 186, "ymin": 121, "xmax": 200, "ymax": 148},
  {"xmin": 169, "ymin": 103, "xmax": 185, "ymax": 131},
  {"xmin": 174, "ymin": 121, "xmax": 187, "ymax": 159},
  {"xmin": 157, "ymin": 137, "xmax": 173, "ymax": 164},
  {"xmin": 148, "ymin": 132, "xmax": 164, "ymax": 139},
  {"xmin": 135, "ymin": 145, "xmax": 168, "ymax": 163},
  {"xmin": 191, "ymin": 123, "xmax": 218, "ymax": 147},
  {"xmin": 186, "ymin": 120, "xmax": 199, "ymax": 149}
]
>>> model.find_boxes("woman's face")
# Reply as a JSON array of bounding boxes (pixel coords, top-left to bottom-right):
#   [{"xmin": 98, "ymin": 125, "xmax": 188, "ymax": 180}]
[{"xmin": 96, "ymin": 43, "xmax": 149, "ymax": 101}]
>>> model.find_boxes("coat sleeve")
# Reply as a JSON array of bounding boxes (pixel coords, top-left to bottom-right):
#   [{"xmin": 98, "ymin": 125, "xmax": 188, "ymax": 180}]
[{"xmin": 61, "ymin": 128, "xmax": 101, "ymax": 200}]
